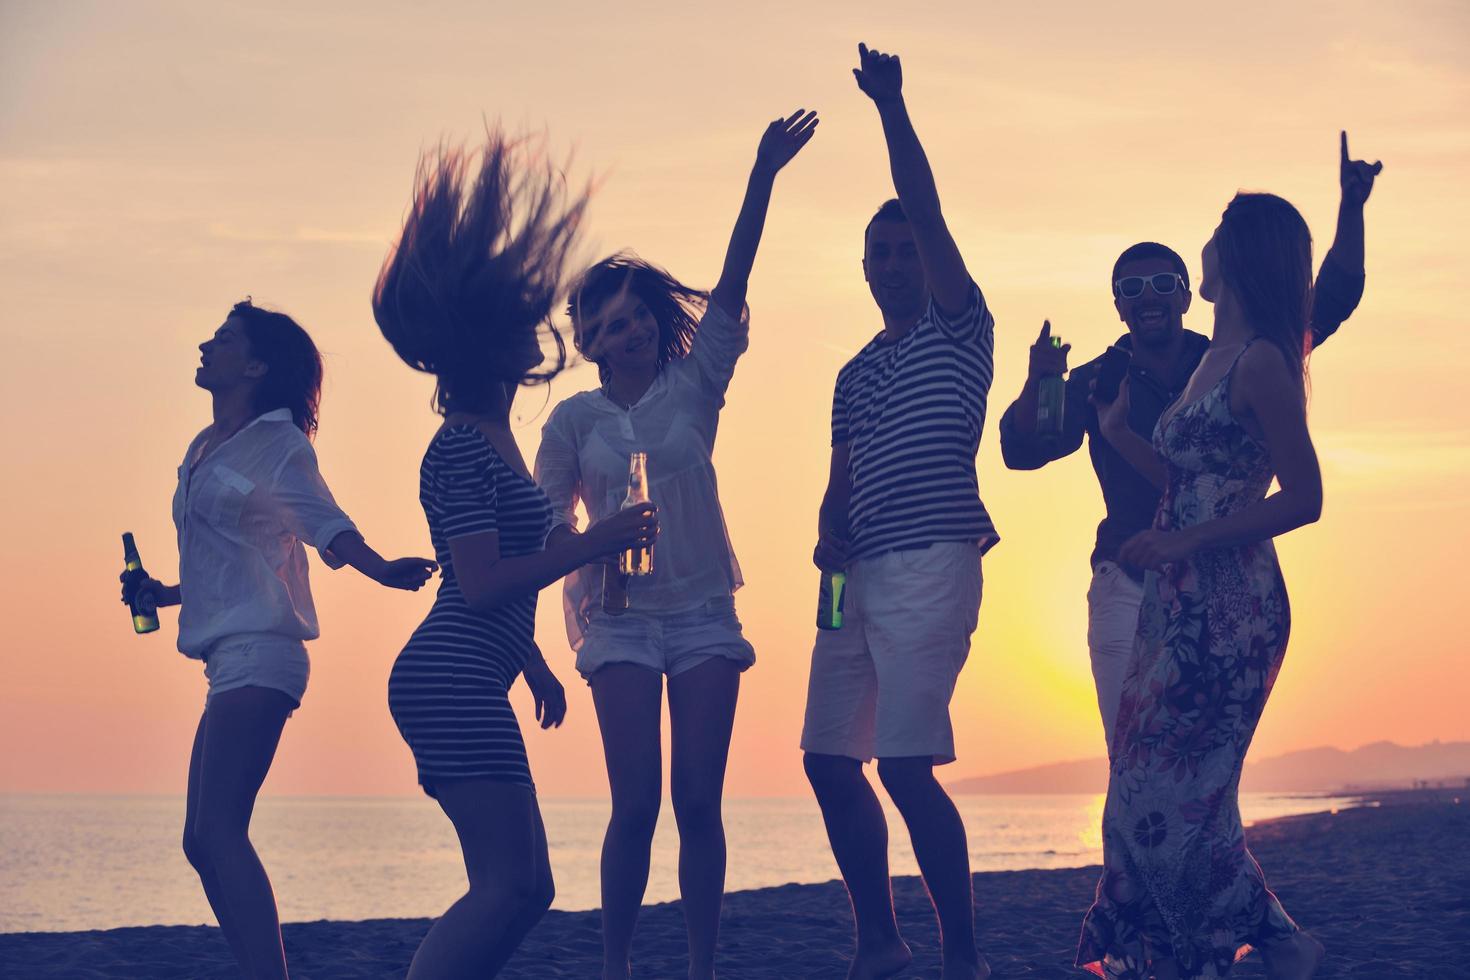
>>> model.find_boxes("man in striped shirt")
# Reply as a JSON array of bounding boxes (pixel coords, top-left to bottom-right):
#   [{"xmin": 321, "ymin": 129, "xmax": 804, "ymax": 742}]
[{"xmin": 800, "ymin": 43, "xmax": 998, "ymax": 980}]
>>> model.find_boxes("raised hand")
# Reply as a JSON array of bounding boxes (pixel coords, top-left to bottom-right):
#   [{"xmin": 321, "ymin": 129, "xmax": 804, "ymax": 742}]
[
  {"xmin": 1028, "ymin": 320, "xmax": 1070, "ymax": 379},
  {"xmin": 377, "ymin": 556, "xmax": 439, "ymax": 591},
  {"xmin": 853, "ymin": 42, "xmax": 903, "ymax": 103},
  {"xmin": 755, "ymin": 109, "xmax": 819, "ymax": 177},
  {"xmin": 1340, "ymin": 130, "xmax": 1382, "ymax": 207}
]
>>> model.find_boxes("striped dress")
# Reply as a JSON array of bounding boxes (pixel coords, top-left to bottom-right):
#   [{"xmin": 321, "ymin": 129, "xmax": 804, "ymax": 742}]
[{"xmin": 389, "ymin": 424, "xmax": 552, "ymax": 794}]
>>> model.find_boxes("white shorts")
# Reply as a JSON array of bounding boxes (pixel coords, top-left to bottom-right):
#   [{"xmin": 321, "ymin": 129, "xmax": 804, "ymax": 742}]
[
  {"xmin": 800, "ymin": 541, "xmax": 982, "ymax": 765},
  {"xmin": 1086, "ymin": 561, "xmax": 1145, "ymax": 750},
  {"xmin": 202, "ymin": 632, "xmax": 311, "ymax": 710},
  {"xmin": 577, "ymin": 595, "xmax": 755, "ymax": 682}
]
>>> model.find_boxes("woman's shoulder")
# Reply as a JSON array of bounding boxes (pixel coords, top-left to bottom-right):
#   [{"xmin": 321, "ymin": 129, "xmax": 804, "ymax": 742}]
[
  {"xmin": 1235, "ymin": 339, "xmax": 1295, "ymax": 383},
  {"xmin": 427, "ymin": 422, "xmax": 497, "ymax": 464}
]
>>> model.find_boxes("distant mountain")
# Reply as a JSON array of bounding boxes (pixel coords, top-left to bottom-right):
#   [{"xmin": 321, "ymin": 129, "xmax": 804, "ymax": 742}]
[{"xmin": 948, "ymin": 740, "xmax": 1470, "ymax": 795}]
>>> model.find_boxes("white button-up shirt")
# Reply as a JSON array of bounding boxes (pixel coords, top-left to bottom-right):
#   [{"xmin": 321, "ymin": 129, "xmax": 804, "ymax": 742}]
[
  {"xmin": 171, "ymin": 408, "xmax": 358, "ymax": 658},
  {"xmin": 535, "ymin": 303, "xmax": 748, "ymax": 650}
]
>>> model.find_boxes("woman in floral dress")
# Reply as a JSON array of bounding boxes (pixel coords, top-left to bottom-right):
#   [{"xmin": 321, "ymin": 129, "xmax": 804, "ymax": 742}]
[{"xmin": 1078, "ymin": 192, "xmax": 1328, "ymax": 980}]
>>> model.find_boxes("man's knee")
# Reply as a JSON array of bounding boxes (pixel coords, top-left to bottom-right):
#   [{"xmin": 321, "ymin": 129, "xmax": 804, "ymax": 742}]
[
  {"xmin": 804, "ymin": 751, "xmax": 864, "ymax": 795},
  {"xmin": 876, "ymin": 756, "xmax": 939, "ymax": 802}
]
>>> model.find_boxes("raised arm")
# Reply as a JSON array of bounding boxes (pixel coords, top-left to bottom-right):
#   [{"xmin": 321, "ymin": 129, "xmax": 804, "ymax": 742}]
[
  {"xmin": 1312, "ymin": 131, "xmax": 1382, "ymax": 346},
  {"xmin": 708, "ymin": 109, "xmax": 819, "ymax": 319},
  {"xmin": 853, "ymin": 42, "xmax": 972, "ymax": 316}
]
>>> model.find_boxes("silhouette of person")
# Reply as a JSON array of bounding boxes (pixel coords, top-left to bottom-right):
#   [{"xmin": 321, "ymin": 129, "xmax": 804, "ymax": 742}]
[
  {"xmin": 800, "ymin": 44, "xmax": 997, "ymax": 980},
  {"xmin": 1076, "ymin": 193, "xmax": 1333, "ymax": 978},
  {"xmin": 999, "ymin": 132, "xmax": 1382, "ymax": 749},
  {"xmin": 371, "ymin": 133, "xmax": 656, "ymax": 979},
  {"xmin": 121, "ymin": 299, "xmax": 435, "ymax": 980},
  {"xmin": 534, "ymin": 109, "xmax": 817, "ymax": 980}
]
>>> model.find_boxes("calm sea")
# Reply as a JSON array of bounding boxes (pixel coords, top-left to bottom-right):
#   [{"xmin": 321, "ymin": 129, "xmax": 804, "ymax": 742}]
[{"xmin": 0, "ymin": 792, "xmax": 1352, "ymax": 933}]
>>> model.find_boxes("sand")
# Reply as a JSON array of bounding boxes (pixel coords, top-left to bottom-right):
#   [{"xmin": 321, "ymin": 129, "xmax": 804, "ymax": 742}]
[{"xmin": 3, "ymin": 791, "xmax": 1465, "ymax": 978}]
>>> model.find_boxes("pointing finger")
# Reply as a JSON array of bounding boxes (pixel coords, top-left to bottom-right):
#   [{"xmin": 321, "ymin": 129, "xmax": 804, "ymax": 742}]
[
  {"xmin": 1341, "ymin": 130, "xmax": 1349, "ymax": 166},
  {"xmin": 1037, "ymin": 319, "xmax": 1051, "ymax": 343}
]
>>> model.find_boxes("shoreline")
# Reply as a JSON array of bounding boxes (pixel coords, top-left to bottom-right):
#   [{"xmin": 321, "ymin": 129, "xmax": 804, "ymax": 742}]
[{"xmin": 2, "ymin": 790, "xmax": 1464, "ymax": 977}]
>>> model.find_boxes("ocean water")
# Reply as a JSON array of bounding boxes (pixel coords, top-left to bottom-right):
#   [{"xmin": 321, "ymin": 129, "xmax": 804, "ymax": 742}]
[{"xmin": 0, "ymin": 792, "xmax": 1352, "ymax": 933}]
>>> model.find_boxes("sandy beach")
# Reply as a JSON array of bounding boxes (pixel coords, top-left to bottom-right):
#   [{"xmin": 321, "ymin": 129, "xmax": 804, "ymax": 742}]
[{"xmin": 3, "ymin": 791, "xmax": 1464, "ymax": 979}]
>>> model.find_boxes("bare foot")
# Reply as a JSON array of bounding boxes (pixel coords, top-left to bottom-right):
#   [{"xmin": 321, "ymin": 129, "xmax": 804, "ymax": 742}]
[
  {"xmin": 1263, "ymin": 931, "xmax": 1325, "ymax": 980},
  {"xmin": 847, "ymin": 940, "xmax": 913, "ymax": 980}
]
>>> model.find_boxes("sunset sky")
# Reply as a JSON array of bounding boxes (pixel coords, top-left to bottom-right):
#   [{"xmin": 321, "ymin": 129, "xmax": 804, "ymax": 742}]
[{"xmin": 2, "ymin": 0, "xmax": 1466, "ymax": 799}]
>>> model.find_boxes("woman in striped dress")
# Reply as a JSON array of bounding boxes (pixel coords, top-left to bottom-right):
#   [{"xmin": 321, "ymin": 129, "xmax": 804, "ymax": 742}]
[{"xmin": 372, "ymin": 136, "xmax": 658, "ymax": 979}]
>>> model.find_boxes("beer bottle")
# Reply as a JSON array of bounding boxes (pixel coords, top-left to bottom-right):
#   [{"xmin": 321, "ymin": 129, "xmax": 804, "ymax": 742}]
[
  {"xmin": 618, "ymin": 452, "xmax": 653, "ymax": 577},
  {"xmin": 121, "ymin": 532, "xmax": 160, "ymax": 634},
  {"xmin": 816, "ymin": 570, "xmax": 846, "ymax": 631},
  {"xmin": 602, "ymin": 564, "xmax": 630, "ymax": 616},
  {"xmin": 1036, "ymin": 334, "xmax": 1065, "ymax": 437}
]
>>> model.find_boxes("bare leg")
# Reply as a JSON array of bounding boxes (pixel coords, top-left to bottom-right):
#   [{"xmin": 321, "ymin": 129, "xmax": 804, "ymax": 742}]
[
  {"xmin": 667, "ymin": 658, "xmax": 740, "ymax": 980},
  {"xmin": 405, "ymin": 779, "xmax": 552, "ymax": 979},
  {"xmin": 590, "ymin": 664, "xmax": 665, "ymax": 980},
  {"xmin": 189, "ymin": 687, "xmax": 296, "ymax": 979},
  {"xmin": 181, "ymin": 711, "xmax": 252, "ymax": 969},
  {"xmin": 803, "ymin": 752, "xmax": 911, "ymax": 980},
  {"xmin": 876, "ymin": 757, "xmax": 987, "ymax": 980}
]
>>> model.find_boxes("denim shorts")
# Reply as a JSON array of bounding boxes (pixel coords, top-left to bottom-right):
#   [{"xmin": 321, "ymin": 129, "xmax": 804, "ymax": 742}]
[
  {"xmin": 576, "ymin": 595, "xmax": 756, "ymax": 681},
  {"xmin": 202, "ymin": 632, "xmax": 310, "ymax": 710}
]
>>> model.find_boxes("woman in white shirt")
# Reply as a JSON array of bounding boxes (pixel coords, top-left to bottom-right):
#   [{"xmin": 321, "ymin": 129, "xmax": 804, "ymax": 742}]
[
  {"xmin": 534, "ymin": 109, "xmax": 817, "ymax": 980},
  {"xmin": 122, "ymin": 300, "xmax": 435, "ymax": 980}
]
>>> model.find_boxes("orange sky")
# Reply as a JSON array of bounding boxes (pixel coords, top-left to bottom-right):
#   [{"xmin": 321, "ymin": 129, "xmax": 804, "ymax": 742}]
[{"xmin": 2, "ymin": 1, "xmax": 1467, "ymax": 798}]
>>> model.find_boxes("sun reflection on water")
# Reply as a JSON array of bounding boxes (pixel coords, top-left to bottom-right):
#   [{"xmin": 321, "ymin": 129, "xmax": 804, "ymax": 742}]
[{"xmin": 1078, "ymin": 792, "xmax": 1106, "ymax": 850}]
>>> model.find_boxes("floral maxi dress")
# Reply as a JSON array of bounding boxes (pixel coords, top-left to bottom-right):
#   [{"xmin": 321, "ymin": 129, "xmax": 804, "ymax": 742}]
[{"xmin": 1077, "ymin": 343, "xmax": 1301, "ymax": 978}]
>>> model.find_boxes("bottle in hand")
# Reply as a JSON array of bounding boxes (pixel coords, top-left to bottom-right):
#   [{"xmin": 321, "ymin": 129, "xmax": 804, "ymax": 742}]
[
  {"xmin": 121, "ymin": 532, "xmax": 160, "ymax": 634},
  {"xmin": 602, "ymin": 564, "xmax": 629, "ymax": 616},
  {"xmin": 619, "ymin": 452, "xmax": 654, "ymax": 577},
  {"xmin": 1036, "ymin": 334, "xmax": 1065, "ymax": 437},
  {"xmin": 816, "ymin": 570, "xmax": 847, "ymax": 630}
]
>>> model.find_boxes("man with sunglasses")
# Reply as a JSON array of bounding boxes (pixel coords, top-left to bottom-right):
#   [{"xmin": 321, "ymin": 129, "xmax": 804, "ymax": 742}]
[{"xmin": 999, "ymin": 132, "xmax": 1382, "ymax": 749}]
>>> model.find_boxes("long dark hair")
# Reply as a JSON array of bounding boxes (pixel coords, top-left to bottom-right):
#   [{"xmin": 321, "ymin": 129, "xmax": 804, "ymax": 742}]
[
  {"xmin": 372, "ymin": 132, "xmax": 588, "ymax": 414},
  {"xmin": 229, "ymin": 299, "xmax": 323, "ymax": 438},
  {"xmin": 567, "ymin": 253, "xmax": 718, "ymax": 385},
  {"xmin": 1216, "ymin": 192, "xmax": 1314, "ymax": 378}
]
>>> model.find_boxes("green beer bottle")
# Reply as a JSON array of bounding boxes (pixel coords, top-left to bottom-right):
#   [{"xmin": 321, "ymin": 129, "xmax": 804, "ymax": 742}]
[
  {"xmin": 816, "ymin": 570, "xmax": 846, "ymax": 630},
  {"xmin": 121, "ymin": 532, "xmax": 160, "ymax": 634},
  {"xmin": 1036, "ymin": 334, "xmax": 1065, "ymax": 438}
]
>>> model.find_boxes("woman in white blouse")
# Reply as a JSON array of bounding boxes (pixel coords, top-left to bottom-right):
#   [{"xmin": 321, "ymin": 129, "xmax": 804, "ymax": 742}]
[
  {"xmin": 122, "ymin": 300, "xmax": 435, "ymax": 980},
  {"xmin": 534, "ymin": 109, "xmax": 817, "ymax": 980}
]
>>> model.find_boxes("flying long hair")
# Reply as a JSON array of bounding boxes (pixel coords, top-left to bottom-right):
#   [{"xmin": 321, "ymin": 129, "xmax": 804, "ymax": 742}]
[
  {"xmin": 229, "ymin": 299, "xmax": 323, "ymax": 438},
  {"xmin": 1216, "ymin": 192, "xmax": 1314, "ymax": 379},
  {"xmin": 372, "ymin": 131, "xmax": 588, "ymax": 414},
  {"xmin": 566, "ymin": 253, "xmax": 714, "ymax": 385}
]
